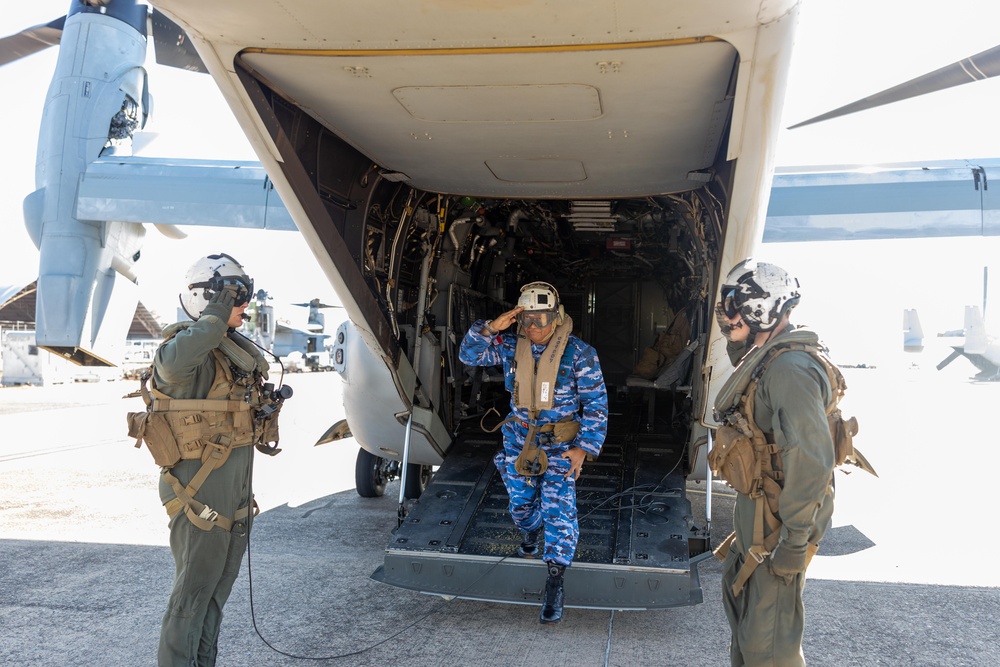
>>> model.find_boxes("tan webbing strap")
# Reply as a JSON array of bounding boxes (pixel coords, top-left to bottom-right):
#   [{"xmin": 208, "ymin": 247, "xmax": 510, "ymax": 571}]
[
  {"xmin": 480, "ymin": 407, "xmax": 515, "ymax": 434},
  {"xmin": 759, "ymin": 345, "xmax": 842, "ymax": 415},
  {"xmin": 728, "ymin": 370, "xmax": 784, "ymax": 597},
  {"xmin": 150, "ymin": 398, "xmax": 250, "ymax": 413},
  {"xmin": 139, "ymin": 372, "xmax": 153, "ymax": 408},
  {"xmin": 729, "ymin": 495, "xmax": 782, "ymax": 596},
  {"xmin": 161, "ymin": 444, "xmax": 238, "ymax": 532},
  {"xmin": 163, "ymin": 494, "xmax": 256, "ymax": 528},
  {"xmin": 163, "ymin": 469, "xmax": 234, "ymax": 532},
  {"xmin": 714, "ymin": 531, "xmax": 737, "ymax": 561}
]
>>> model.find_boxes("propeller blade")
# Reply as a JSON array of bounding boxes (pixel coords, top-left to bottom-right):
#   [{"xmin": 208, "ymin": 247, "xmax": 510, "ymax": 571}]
[
  {"xmin": 937, "ymin": 348, "xmax": 963, "ymax": 371},
  {"xmin": 0, "ymin": 16, "xmax": 65, "ymax": 67},
  {"xmin": 149, "ymin": 9, "xmax": 208, "ymax": 73},
  {"xmin": 152, "ymin": 223, "xmax": 188, "ymax": 240},
  {"xmin": 790, "ymin": 44, "xmax": 1000, "ymax": 129},
  {"xmin": 292, "ymin": 301, "xmax": 342, "ymax": 309}
]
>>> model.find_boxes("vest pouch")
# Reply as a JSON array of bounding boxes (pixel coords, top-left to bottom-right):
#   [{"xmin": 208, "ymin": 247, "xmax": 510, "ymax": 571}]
[
  {"xmin": 829, "ymin": 409, "xmax": 859, "ymax": 466},
  {"xmin": 709, "ymin": 425, "xmax": 756, "ymax": 495},
  {"xmin": 515, "ymin": 442, "xmax": 548, "ymax": 476},
  {"xmin": 551, "ymin": 419, "xmax": 580, "ymax": 444},
  {"xmin": 127, "ymin": 411, "xmax": 145, "ymax": 441},
  {"xmin": 129, "ymin": 411, "xmax": 182, "ymax": 467},
  {"xmin": 261, "ymin": 416, "xmax": 280, "ymax": 446}
]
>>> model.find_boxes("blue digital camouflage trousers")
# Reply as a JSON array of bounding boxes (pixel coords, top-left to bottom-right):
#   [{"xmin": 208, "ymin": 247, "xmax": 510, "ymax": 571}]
[{"xmin": 494, "ymin": 447, "xmax": 579, "ymax": 566}]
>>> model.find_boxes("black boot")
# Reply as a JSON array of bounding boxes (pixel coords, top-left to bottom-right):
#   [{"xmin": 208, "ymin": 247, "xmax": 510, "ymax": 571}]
[
  {"xmin": 518, "ymin": 529, "xmax": 541, "ymax": 558},
  {"xmin": 540, "ymin": 563, "xmax": 565, "ymax": 624}
]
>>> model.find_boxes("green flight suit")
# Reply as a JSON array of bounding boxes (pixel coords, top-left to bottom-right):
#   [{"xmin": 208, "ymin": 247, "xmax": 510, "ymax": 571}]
[
  {"xmin": 721, "ymin": 331, "xmax": 836, "ymax": 667},
  {"xmin": 154, "ymin": 302, "xmax": 259, "ymax": 667}
]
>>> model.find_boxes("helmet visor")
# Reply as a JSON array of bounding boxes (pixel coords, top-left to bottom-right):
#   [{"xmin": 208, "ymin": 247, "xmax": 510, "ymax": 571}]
[
  {"xmin": 191, "ymin": 274, "xmax": 254, "ymax": 307},
  {"xmin": 720, "ymin": 286, "xmax": 742, "ymax": 319},
  {"xmin": 517, "ymin": 310, "xmax": 557, "ymax": 329}
]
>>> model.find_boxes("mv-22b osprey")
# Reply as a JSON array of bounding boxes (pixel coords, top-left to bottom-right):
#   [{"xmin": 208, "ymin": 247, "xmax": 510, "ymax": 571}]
[{"xmin": 6, "ymin": 0, "xmax": 999, "ymax": 610}]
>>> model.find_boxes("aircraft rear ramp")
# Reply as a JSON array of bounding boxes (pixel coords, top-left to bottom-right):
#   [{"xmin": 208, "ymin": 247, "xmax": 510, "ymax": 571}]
[{"xmin": 372, "ymin": 412, "xmax": 706, "ymax": 610}]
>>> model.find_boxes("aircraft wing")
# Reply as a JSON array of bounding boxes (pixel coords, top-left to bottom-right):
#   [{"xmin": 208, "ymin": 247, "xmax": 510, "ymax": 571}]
[
  {"xmin": 764, "ymin": 159, "xmax": 1000, "ymax": 242},
  {"xmin": 275, "ymin": 322, "xmax": 329, "ymax": 339},
  {"xmin": 78, "ymin": 156, "xmax": 1000, "ymax": 242},
  {"xmin": 76, "ymin": 157, "xmax": 296, "ymax": 230}
]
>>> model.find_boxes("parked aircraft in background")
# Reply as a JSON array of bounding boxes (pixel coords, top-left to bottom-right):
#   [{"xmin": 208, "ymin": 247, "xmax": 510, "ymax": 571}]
[
  {"xmin": 241, "ymin": 292, "xmax": 342, "ymax": 365},
  {"xmin": 907, "ymin": 304, "xmax": 1000, "ymax": 381},
  {"xmin": 5, "ymin": 0, "xmax": 1000, "ymax": 611},
  {"xmin": 902, "ymin": 265, "xmax": 1000, "ymax": 380},
  {"xmin": 935, "ymin": 305, "xmax": 1000, "ymax": 380}
]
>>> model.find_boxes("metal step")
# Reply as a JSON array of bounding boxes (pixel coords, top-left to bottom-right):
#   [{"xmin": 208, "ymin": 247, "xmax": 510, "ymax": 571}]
[{"xmin": 371, "ymin": 423, "xmax": 705, "ymax": 609}]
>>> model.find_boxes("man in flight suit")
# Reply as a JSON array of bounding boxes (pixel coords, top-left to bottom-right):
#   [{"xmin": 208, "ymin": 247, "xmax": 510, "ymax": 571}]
[
  {"xmin": 149, "ymin": 253, "xmax": 276, "ymax": 666},
  {"xmin": 713, "ymin": 259, "xmax": 837, "ymax": 667},
  {"xmin": 460, "ymin": 281, "xmax": 608, "ymax": 624}
]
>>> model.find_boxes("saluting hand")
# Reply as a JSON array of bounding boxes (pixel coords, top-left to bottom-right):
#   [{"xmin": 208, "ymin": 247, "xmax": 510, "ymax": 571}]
[{"xmin": 486, "ymin": 306, "xmax": 524, "ymax": 333}]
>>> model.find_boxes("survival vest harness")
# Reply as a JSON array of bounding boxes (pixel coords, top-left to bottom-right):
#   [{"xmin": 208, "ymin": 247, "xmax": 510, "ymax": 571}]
[
  {"xmin": 709, "ymin": 341, "xmax": 877, "ymax": 596},
  {"xmin": 127, "ymin": 332, "xmax": 282, "ymax": 533},
  {"xmin": 481, "ymin": 317, "xmax": 581, "ymax": 476}
]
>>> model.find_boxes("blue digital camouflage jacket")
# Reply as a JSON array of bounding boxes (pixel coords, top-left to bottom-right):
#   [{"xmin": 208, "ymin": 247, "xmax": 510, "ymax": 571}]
[{"xmin": 459, "ymin": 320, "xmax": 608, "ymax": 457}]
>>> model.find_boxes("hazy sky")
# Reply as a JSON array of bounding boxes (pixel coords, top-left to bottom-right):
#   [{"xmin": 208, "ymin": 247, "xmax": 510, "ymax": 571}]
[{"xmin": 3, "ymin": 0, "xmax": 1000, "ymax": 361}]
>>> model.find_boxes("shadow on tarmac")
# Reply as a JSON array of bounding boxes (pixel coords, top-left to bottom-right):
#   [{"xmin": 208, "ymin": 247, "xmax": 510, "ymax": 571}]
[{"xmin": 3, "ymin": 484, "xmax": 999, "ymax": 667}]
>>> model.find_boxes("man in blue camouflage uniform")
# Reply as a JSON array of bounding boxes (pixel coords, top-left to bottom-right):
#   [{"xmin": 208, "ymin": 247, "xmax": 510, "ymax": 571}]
[{"xmin": 460, "ymin": 281, "xmax": 608, "ymax": 624}]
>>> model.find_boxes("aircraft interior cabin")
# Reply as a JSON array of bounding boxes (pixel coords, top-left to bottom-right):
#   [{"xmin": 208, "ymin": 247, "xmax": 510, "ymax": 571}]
[
  {"xmin": 238, "ymin": 62, "xmax": 728, "ymax": 609},
  {"xmin": 368, "ymin": 188, "xmax": 716, "ymax": 608}
]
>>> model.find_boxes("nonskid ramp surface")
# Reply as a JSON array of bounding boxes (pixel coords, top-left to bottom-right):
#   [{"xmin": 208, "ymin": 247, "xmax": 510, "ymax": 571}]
[{"xmin": 373, "ymin": 425, "xmax": 704, "ymax": 609}]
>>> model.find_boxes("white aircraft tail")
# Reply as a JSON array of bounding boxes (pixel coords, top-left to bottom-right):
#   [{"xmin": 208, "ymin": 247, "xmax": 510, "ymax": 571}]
[
  {"xmin": 903, "ymin": 308, "xmax": 924, "ymax": 352},
  {"xmin": 964, "ymin": 306, "xmax": 988, "ymax": 354}
]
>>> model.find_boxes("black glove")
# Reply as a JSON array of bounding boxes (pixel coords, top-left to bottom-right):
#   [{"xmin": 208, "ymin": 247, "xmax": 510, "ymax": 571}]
[
  {"xmin": 209, "ymin": 285, "xmax": 238, "ymax": 308},
  {"xmin": 769, "ymin": 543, "xmax": 807, "ymax": 584}
]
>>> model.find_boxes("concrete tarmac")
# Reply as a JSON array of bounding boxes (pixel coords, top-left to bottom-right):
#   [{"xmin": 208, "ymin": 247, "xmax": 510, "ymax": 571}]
[{"xmin": 0, "ymin": 362, "xmax": 998, "ymax": 666}]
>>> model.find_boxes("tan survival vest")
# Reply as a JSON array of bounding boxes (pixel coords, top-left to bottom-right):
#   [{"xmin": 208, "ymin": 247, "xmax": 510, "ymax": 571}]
[
  {"xmin": 482, "ymin": 318, "xmax": 581, "ymax": 476},
  {"xmin": 708, "ymin": 342, "xmax": 877, "ymax": 596},
  {"xmin": 126, "ymin": 344, "xmax": 281, "ymax": 532}
]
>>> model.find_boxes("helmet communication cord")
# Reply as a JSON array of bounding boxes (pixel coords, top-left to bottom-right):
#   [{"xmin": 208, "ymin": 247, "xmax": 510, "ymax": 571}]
[
  {"xmin": 244, "ymin": 527, "xmax": 522, "ymax": 661},
  {"xmin": 237, "ymin": 330, "xmax": 516, "ymax": 660}
]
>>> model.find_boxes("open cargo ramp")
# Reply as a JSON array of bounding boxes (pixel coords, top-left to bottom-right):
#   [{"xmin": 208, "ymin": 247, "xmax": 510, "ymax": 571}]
[{"xmin": 371, "ymin": 404, "xmax": 707, "ymax": 610}]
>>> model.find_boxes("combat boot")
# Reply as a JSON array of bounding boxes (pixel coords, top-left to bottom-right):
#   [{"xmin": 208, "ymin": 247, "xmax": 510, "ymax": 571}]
[
  {"xmin": 518, "ymin": 529, "xmax": 541, "ymax": 558},
  {"xmin": 539, "ymin": 562, "xmax": 565, "ymax": 624}
]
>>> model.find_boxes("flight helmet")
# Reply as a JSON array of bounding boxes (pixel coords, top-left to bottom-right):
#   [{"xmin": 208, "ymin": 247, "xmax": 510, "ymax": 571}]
[
  {"xmin": 179, "ymin": 253, "xmax": 254, "ymax": 320},
  {"xmin": 516, "ymin": 281, "xmax": 565, "ymax": 329},
  {"xmin": 719, "ymin": 259, "xmax": 800, "ymax": 332}
]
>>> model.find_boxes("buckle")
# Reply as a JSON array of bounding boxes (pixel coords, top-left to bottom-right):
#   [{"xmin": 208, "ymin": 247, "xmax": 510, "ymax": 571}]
[
  {"xmin": 748, "ymin": 548, "xmax": 769, "ymax": 564},
  {"xmin": 198, "ymin": 505, "xmax": 219, "ymax": 522}
]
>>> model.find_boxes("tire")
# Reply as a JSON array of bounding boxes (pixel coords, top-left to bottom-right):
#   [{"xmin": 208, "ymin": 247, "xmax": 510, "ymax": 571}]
[
  {"xmin": 403, "ymin": 463, "xmax": 433, "ymax": 500},
  {"xmin": 355, "ymin": 448, "xmax": 389, "ymax": 498}
]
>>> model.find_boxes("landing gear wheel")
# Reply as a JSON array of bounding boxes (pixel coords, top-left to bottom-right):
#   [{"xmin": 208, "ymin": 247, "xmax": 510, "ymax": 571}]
[
  {"xmin": 355, "ymin": 448, "xmax": 390, "ymax": 498},
  {"xmin": 403, "ymin": 463, "xmax": 433, "ymax": 499}
]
